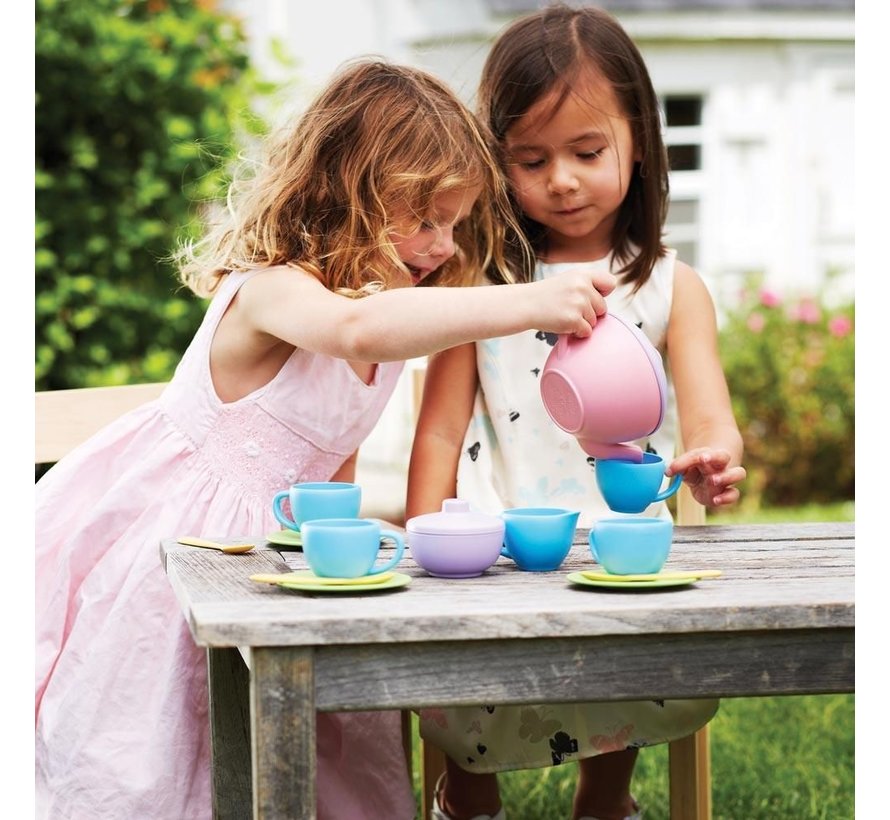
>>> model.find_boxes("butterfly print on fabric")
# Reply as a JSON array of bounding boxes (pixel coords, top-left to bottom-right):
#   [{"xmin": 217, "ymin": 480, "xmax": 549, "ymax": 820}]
[
  {"xmin": 519, "ymin": 708, "xmax": 561, "ymax": 743},
  {"xmin": 586, "ymin": 456, "xmax": 596, "ymax": 469},
  {"xmin": 549, "ymin": 731, "xmax": 579, "ymax": 765},
  {"xmin": 509, "ymin": 410, "xmax": 520, "ymax": 422},
  {"xmin": 531, "ymin": 367, "xmax": 540, "ymax": 377},
  {"xmin": 645, "ymin": 442, "xmax": 658, "ymax": 456},
  {"xmin": 535, "ymin": 330, "xmax": 559, "ymax": 346},
  {"xmin": 467, "ymin": 442, "xmax": 480, "ymax": 461},
  {"xmin": 589, "ymin": 724, "xmax": 634, "ymax": 754}
]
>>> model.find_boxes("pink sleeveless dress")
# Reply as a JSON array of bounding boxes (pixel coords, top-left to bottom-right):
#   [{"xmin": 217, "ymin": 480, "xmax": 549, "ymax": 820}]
[{"xmin": 35, "ymin": 270, "xmax": 414, "ymax": 819}]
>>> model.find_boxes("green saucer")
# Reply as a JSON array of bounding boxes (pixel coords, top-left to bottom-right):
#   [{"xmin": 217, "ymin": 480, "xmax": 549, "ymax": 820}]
[{"xmin": 265, "ymin": 529, "xmax": 302, "ymax": 547}]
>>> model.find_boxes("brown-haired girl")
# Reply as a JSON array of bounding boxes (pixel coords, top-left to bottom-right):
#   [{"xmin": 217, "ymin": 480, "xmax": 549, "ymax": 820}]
[
  {"xmin": 408, "ymin": 6, "xmax": 746, "ymax": 819},
  {"xmin": 35, "ymin": 58, "xmax": 616, "ymax": 820}
]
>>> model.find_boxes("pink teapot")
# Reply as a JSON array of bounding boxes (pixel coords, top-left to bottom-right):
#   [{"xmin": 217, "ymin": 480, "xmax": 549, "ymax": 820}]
[{"xmin": 539, "ymin": 313, "xmax": 667, "ymax": 462}]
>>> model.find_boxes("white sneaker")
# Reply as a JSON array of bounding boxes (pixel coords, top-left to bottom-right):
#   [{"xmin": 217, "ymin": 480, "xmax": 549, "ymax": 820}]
[
  {"xmin": 578, "ymin": 815, "xmax": 642, "ymax": 820},
  {"xmin": 429, "ymin": 773, "xmax": 506, "ymax": 820},
  {"xmin": 578, "ymin": 799, "xmax": 643, "ymax": 820}
]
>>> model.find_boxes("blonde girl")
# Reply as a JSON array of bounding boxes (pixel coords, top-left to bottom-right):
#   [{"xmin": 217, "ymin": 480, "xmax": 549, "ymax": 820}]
[
  {"xmin": 35, "ymin": 58, "xmax": 615, "ymax": 820},
  {"xmin": 408, "ymin": 7, "xmax": 746, "ymax": 820}
]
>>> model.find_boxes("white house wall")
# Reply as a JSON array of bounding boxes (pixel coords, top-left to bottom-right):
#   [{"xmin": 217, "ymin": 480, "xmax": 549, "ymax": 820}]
[{"xmin": 224, "ymin": 2, "xmax": 853, "ymax": 299}]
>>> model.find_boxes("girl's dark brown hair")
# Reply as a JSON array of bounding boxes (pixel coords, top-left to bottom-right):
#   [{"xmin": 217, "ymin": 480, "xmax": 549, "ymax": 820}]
[
  {"xmin": 177, "ymin": 59, "xmax": 527, "ymax": 297},
  {"xmin": 478, "ymin": 3, "xmax": 669, "ymax": 289}
]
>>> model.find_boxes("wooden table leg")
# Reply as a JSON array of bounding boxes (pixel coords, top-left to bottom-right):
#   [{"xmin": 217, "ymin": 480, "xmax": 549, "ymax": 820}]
[
  {"xmin": 251, "ymin": 647, "xmax": 316, "ymax": 819},
  {"xmin": 208, "ymin": 648, "xmax": 253, "ymax": 819},
  {"xmin": 669, "ymin": 726, "xmax": 711, "ymax": 820}
]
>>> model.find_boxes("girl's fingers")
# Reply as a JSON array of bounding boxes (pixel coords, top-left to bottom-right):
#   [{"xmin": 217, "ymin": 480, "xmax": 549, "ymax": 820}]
[
  {"xmin": 592, "ymin": 270, "xmax": 618, "ymax": 297},
  {"xmin": 571, "ymin": 312, "xmax": 594, "ymax": 337},
  {"xmin": 671, "ymin": 449, "xmax": 733, "ymax": 477},
  {"xmin": 712, "ymin": 487, "xmax": 741, "ymax": 507}
]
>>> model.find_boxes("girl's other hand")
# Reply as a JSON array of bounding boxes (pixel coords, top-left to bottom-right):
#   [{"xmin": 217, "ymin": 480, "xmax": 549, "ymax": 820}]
[
  {"xmin": 531, "ymin": 268, "xmax": 616, "ymax": 337},
  {"xmin": 666, "ymin": 448, "xmax": 747, "ymax": 508}
]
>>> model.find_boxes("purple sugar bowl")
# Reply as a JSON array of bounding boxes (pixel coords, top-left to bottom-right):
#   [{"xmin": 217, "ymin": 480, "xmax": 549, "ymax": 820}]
[{"xmin": 406, "ymin": 499, "xmax": 505, "ymax": 578}]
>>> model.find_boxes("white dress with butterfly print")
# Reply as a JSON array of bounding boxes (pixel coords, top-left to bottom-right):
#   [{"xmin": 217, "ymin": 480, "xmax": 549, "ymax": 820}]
[
  {"xmin": 418, "ymin": 249, "xmax": 718, "ymax": 773},
  {"xmin": 455, "ymin": 249, "xmax": 679, "ymax": 528}
]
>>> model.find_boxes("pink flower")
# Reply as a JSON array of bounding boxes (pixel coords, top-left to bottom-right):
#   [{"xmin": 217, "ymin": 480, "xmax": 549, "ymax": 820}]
[
  {"xmin": 759, "ymin": 289, "xmax": 781, "ymax": 308},
  {"xmin": 828, "ymin": 315, "xmax": 853, "ymax": 338},
  {"xmin": 747, "ymin": 312, "xmax": 766, "ymax": 333},
  {"xmin": 792, "ymin": 298, "xmax": 821, "ymax": 324}
]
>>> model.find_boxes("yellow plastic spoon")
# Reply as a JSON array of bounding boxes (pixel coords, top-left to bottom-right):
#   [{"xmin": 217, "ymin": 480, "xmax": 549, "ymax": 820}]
[
  {"xmin": 177, "ymin": 536, "xmax": 255, "ymax": 554},
  {"xmin": 250, "ymin": 571, "xmax": 393, "ymax": 586},
  {"xmin": 581, "ymin": 569, "xmax": 723, "ymax": 582}
]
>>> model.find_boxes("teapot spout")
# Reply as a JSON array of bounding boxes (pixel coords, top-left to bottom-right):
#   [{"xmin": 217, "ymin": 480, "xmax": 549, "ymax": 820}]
[{"xmin": 578, "ymin": 439, "xmax": 645, "ymax": 462}]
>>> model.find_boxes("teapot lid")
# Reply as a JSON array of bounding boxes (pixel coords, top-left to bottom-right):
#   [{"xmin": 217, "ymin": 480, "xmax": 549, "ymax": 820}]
[{"xmin": 406, "ymin": 499, "xmax": 505, "ymax": 536}]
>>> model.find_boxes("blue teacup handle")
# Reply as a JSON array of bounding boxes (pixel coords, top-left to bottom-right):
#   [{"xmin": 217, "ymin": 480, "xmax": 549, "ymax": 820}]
[
  {"xmin": 372, "ymin": 530, "xmax": 406, "ymax": 575},
  {"xmin": 653, "ymin": 472, "xmax": 683, "ymax": 504},
  {"xmin": 272, "ymin": 490, "xmax": 299, "ymax": 532}
]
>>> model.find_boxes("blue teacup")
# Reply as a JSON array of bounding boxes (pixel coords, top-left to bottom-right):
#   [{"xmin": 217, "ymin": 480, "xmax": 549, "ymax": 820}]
[
  {"xmin": 595, "ymin": 453, "xmax": 682, "ymax": 514},
  {"xmin": 588, "ymin": 517, "xmax": 673, "ymax": 575},
  {"xmin": 501, "ymin": 507, "xmax": 580, "ymax": 572},
  {"xmin": 272, "ymin": 481, "xmax": 361, "ymax": 532},
  {"xmin": 301, "ymin": 519, "xmax": 405, "ymax": 578}
]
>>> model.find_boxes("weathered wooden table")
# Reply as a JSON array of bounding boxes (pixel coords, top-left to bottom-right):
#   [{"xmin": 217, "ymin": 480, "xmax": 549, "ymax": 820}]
[{"xmin": 161, "ymin": 521, "xmax": 854, "ymax": 820}]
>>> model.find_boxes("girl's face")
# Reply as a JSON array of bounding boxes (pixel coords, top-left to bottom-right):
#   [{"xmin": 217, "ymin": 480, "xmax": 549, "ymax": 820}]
[
  {"xmin": 388, "ymin": 186, "xmax": 481, "ymax": 285},
  {"xmin": 504, "ymin": 72, "xmax": 638, "ymax": 262}
]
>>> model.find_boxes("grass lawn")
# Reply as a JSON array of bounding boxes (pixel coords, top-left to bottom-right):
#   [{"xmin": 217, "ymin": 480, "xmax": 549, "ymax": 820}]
[
  {"xmin": 707, "ymin": 500, "xmax": 854, "ymax": 525},
  {"xmin": 411, "ymin": 501, "xmax": 855, "ymax": 819}
]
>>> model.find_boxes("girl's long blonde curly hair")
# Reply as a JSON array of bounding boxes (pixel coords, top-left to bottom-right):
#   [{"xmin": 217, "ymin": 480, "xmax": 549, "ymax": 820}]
[{"xmin": 177, "ymin": 59, "xmax": 530, "ymax": 297}]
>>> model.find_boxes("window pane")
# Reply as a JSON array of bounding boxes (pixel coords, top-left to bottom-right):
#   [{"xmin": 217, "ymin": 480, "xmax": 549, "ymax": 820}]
[
  {"xmin": 667, "ymin": 199, "xmax": 699, "ymax": 225},
  {"xmin": 665, "ymin": 96, "xmax": 702, "ymax": 127},
  {"xmin": 669, "ymin": 240, "xmax": 698, "ymax": 268},
  {"xmin": 668, "ymin": 144, "xmax": 701, "ymax": 171}
]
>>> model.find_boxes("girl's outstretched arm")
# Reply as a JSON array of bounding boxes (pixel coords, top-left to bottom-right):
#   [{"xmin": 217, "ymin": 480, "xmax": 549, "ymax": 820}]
[
  {"xmin": 237, "ymin": 265, "xmax": 615, "ymax": 363},
  {"xmin": 665, "ymin": 262, "xmax": 746, "ymax": 508},
  {"xmin": 406, "ymin": 343, "xmax": 478, "ymax": 519}
]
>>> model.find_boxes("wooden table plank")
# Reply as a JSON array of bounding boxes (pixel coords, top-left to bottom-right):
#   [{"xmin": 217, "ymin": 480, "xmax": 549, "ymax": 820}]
[
  {"xmin": 161, "ymin": 528, "xmax": 853, "ymax": 648},
  {"xmin": 310, "ymin": 628, "xmax": 854, "ymax": 709}
]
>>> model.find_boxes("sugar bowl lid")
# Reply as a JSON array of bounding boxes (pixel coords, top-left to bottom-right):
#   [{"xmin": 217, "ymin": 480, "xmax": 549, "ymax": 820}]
[{"xmin": 406, "ymin": 499, "xmax": 504, "ymax": 536}]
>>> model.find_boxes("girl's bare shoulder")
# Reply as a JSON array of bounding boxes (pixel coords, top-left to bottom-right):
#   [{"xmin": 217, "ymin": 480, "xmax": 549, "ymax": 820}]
[{"xmin": 672, "ymin": 259, "xmax": 713, "ymax": 307}]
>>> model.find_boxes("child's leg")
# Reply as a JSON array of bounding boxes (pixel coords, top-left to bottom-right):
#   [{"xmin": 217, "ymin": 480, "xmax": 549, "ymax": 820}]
[
  {"xmin": 572, "ymin": 749, "xmax": 640, "ymax": 820},
  {"xmin": 435, "ymin": 755, "xmax": 502, "ymax": 819}
]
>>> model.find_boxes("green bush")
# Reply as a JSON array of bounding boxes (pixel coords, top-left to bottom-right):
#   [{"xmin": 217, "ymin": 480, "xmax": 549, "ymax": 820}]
[
  {"xmin": 717, "ymin": 277, "xmax": 854, "ymax": 509},
  {"xmin": 36, "ymin": 0, "xmax": 270, "ymax": 389}
]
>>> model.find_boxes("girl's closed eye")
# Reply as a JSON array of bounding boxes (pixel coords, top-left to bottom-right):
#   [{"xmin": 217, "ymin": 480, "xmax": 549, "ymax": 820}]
[{"xmin": 507, "ymin": 150, "xmax": 545, "ymax": 171}]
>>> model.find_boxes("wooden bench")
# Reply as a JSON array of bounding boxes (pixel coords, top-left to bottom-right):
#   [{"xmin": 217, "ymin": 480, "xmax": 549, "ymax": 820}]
[
  {"xmin": 36, "ymin": 380, "xmax": 712, "ymax": 819},
  {"xmin": 35, "ymin": 383, "xmax": 168, "ymax": 464}
]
